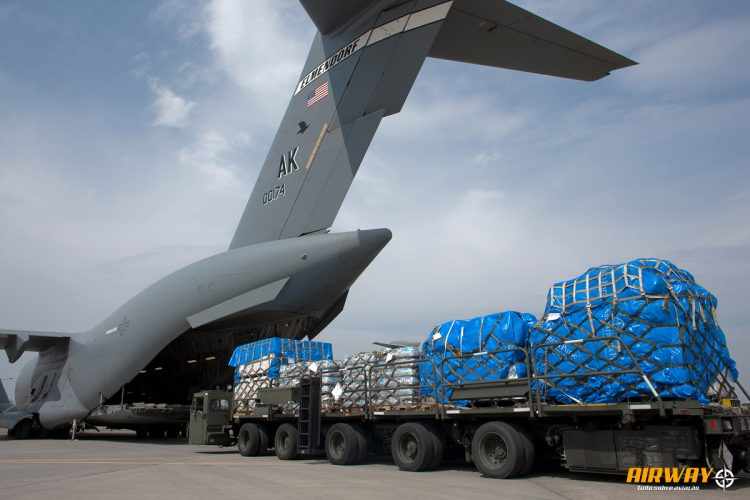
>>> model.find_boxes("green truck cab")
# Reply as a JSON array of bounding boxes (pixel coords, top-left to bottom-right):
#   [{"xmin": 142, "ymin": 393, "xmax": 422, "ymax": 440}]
[{"xmin": 188, "ymin": 390, "xmax": 232, "ymax": 446}]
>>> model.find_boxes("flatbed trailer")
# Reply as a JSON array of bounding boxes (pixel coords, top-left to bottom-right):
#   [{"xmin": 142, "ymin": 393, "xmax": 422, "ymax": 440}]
[{"xmin": 214, "ymin": 347, "xmax": 750, "ymax": 479}]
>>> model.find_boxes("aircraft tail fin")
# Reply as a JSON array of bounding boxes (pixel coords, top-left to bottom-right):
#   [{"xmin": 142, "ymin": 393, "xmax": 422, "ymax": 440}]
[
  {"xmin": 229, "ymin": 1, "xmax": 634, "ymax": 249},
  {"xmin": 230, "ymin": 1, "xmax": 456, "ymax": 248}
]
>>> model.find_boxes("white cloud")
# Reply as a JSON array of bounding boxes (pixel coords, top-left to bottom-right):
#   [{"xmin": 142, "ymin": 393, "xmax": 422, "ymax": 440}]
[
  {"xmin": 203, "ymin": 0, "xmax": 311, "ymax": 114},
  {"xmin": 621, "ymin": 16, "xmax": 750, "ymax": 95},
  {"xmin": 150, "ymin": 79, "xmax": 195, "ymax": 128},
  {"xmin": 178, "ymin": 130, "xmax": 240, "ymax": 191}
]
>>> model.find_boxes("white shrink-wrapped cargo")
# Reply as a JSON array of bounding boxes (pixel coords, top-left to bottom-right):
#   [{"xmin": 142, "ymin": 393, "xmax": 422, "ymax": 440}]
[
  {"xmin": 277, "ymin": 360, "xmax": 341, "ymax": 413},
  {"xmin": 334, "ymin": 348, "xmax": 424, "ymax": 410}
]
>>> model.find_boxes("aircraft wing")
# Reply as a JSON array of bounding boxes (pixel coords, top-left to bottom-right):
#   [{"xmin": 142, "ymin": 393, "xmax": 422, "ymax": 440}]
[
  {"xmin": 0, "ymin": 329, "xmax": 71, "ymax": 363},
  {"xmin": 429, "ymin": 0, "xmax": 636, "ymax": 81}
]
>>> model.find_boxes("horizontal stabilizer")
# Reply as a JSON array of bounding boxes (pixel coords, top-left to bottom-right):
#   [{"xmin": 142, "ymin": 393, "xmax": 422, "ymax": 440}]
[
  {"xmin": 299, "ymin": 0, "xmax": 375, "ymax": 35},
  {"xmin": 430, "ymin": 0, "xmax": 636, "ymax": 80},
  {"xmin": 234, "ymin": 1, "xmax": 635, "ymax": 249},
  {"xmin": 0, "ymin": 329, "xmax": 70, "ymax": 363}
]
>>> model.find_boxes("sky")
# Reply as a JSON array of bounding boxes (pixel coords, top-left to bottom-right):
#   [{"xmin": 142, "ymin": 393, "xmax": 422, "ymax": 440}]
[{"xmin": 1, "ymin": 0, "xmax": 749, "ymax": 400}]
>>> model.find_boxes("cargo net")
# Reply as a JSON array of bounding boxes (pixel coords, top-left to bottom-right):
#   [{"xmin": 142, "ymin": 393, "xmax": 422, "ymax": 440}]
[
  {"xmin": 278, "ymin": 360, "xmax": 340, "ymax": 414},
  {"xmin": 329, "ymin": 348, "xmax": 428, "ymax": 411},
  {"xmin": 530, "ymin": 259, "xmax": 739, "ymax": 405},
  {"xmin": 420, "ymin": 312, "xmax": 535, "ymax": 405}
]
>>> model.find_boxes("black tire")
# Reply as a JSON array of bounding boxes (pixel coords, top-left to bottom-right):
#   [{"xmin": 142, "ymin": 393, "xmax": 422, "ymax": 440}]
[
  {"xmin": 237, "ymin": 423, "xmax": 261, "ymax": 457},
  {"xmin": 471, "ymin": 421, "xmax": 525, "ymax": 479},
  {"xmin": 513, "ymin": 425, "xmax": 535, "ymax": 477},
  {"xmin": 426, "ymin": 426, "xmax": 444, "ymax": 470},
  {"xmin": 50, "ymin": 427, "xmax": 71, "ymax": 439},
  {"xmin": 13, "ymin": 419, "xmax": 33, "ymax": 440},
  {"xmin": 391, "ymin": 422, "xmax": 436, "ymax": 472},
  {"xmin": 353, "ymin": 425, "xmax": 369, "ymax": 464},
  {"xmin": 275, "ymin": 423, "xmax": 299, "ymax": 460},
  {"xmin": 326, "ymin": 423, "xmax": 361, "ymax": 465},
  {"xmin": 257, "ymin": 425, "xmax": 271, "ymax": 455},
  {"xmin": 135, "ymin": 428, "xmax": 147, "ymax": 439}
]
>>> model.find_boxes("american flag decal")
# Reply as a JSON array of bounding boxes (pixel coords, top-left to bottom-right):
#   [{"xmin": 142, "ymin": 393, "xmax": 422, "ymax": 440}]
[{"xmin": 306, "ymin": 81, "xmax": 329, "ymax": 107}]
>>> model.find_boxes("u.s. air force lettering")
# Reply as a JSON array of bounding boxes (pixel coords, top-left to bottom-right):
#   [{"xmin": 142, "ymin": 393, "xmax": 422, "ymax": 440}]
[
  {"xmin": 294, "ymin": 32, "xmax": 369, "ymax": 95},
  {"xmin": 263, "ymin": 146, "xmax": 302, "ymax": 206}
]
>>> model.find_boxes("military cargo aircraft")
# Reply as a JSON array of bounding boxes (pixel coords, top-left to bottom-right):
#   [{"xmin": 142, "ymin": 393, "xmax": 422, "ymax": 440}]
[{"xmin": 0, "ymin": 0, "xmax": 634, "ymax": 438}]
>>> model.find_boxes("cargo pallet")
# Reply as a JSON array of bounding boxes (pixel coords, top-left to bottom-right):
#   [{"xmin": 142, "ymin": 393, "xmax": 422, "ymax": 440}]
[{"xmin": 208, "ymin": 345, "xmax": 750, "ymax": 479}]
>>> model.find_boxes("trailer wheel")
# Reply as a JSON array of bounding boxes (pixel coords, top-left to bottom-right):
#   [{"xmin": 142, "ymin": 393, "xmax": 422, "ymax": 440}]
[
  {"xmin": 513, "ymin": 425, "xmax": 535, "ymax": 476},
  {"xmin": 326, "ymin": 423, "xmax": 361, "ymax": 465},
  {"xmin": 275, "ymin": 423, "xmax": 299, "ymax": 460},
  {"xmin": 237, "ymin": 423, "xmax": 261, "ymax": 457},
  {"xmin": 353, "ymin": 425, "xmax": 369, "ymax": 464},
  {"xmin": 391, "ymin": 422, "xmax": 436, "ymax": 472},
  {"xmin": 472, "ymin": 421, "xmax": 524, "ymax": 478},
  {"xmin": 426, "ymin": 426, "xmax": 444, "ymax": 469},
  {"xmin": 257, "ymin": 425, "xmax": 271, "ymax": 455}
]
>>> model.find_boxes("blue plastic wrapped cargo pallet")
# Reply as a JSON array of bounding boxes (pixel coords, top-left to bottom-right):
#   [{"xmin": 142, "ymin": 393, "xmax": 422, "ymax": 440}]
[
  {"xmin": 530, "ymin": 258, "xmax": 738, "ymax": 404},
  {"xmin": 420, "ymin": 311, "xmax": 537, "ymax": 404},
  {"xmin": 229, "ymin": 337, "xmax": 333, "ymax": 381}
]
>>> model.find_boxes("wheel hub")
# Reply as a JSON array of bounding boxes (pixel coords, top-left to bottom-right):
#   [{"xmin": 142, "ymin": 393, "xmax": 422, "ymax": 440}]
[
  {"xmin": 400, "ymin": 435, "xmax": 419, "ymax": 461},
  {"xmin": 483, "ymin": 434, "xmax": 507, "ymax": 465}
]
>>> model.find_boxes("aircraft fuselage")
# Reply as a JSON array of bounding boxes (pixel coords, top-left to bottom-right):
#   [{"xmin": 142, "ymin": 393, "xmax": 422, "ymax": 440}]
[{"xmin": 14, "ymin": 229, "xmax": 390, "ymax": 429}]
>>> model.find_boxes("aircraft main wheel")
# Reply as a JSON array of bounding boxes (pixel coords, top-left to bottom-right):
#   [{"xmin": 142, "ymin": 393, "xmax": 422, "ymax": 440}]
[
  {"xmin": 257, "ymin": 425, "xmax": 270, "ymax": 455},
  {"xmin": 391, "ymin": 422, "xmax": 436, "ymax": 472},
  {"xmin": 274, "ymin": 423, "xmax": 299, "ymax": 460},
  {"xmin": 237, "ymin": 423, "xmax": 261, "ymax": 457},
  {"xmin": 514, "ymin": 425, "xmax": 536, "ymax": 476},
  {"xmin": 12, "ymin": 419, "xmax": 33, "ymax": 440},
  {"xmin": 471, "ymin": 421, "xmax": 525, "ymax": 479},
  {"xmin": 326, "ymin": 423, "xmax": 361, "ymax": 465},
  {"xmin": 49, "ymin": 426, "xmax": 71, "ymax": 439}
]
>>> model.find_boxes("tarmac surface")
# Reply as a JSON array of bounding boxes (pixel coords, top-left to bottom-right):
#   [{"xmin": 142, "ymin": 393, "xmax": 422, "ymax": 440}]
[{"xmin": 0, "ymin": 429, "xmax": 747, "ymax": 500}]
